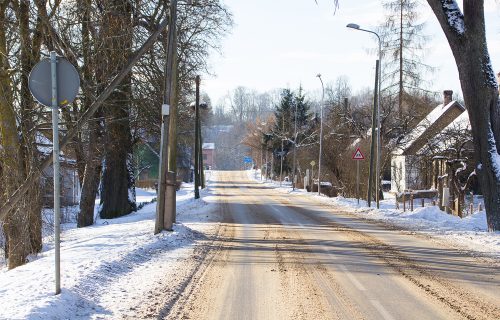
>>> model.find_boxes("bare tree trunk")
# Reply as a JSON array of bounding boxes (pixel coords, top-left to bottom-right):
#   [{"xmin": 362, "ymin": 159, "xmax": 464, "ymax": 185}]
[
  {"xmin": 427, "ymin": 0, "xmax": 500, "ymax": 231},
  {"xmin": 98, "ymin": 1, "xmax": 136, "ymax": 219},
  {"xmin": 0, "ymin": 2, "xmax": 31, "ymax": 268},
  {"xmin": 78, "ymin": 116, "xmax": 103, "ymax": 227},
  {"xmin": 76, "ymin": 0, "xmax": 101, "ymax": 227},
  {"xmin": 16, "ymin": 0, "xmax": 43, "ymax": 254}
]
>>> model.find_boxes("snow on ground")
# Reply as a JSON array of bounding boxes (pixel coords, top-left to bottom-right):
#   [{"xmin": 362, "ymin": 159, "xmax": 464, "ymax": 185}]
[
  {"xmin": 0, "ymin": 172, "xmax": 220, "ymax": 319},
  {"xmin": 251, "ymin": 170, "xmax": 500, "ymax": 258}
]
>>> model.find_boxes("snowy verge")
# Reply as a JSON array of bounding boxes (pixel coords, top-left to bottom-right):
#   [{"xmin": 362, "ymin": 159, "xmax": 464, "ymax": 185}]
[
  {"xmin": 0, "ymin": 175, "xmax": 220, "ymax": 319},
  {"xmin": 249, "ymin": 170, "xmax": 500, "ymax": 258}
]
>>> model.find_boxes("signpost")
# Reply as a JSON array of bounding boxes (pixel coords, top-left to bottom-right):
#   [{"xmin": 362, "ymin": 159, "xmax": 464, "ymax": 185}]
[
  {"xmin": 352, "ymin": 147, "xmax": 365, "ymax": 205},
  {"xmin": 310, "ymin": 160, "xmax": 316, "ymax": 191},
  {"xmin": 29, "ymin": 52, "xmax": 79, "ymax": 295}
]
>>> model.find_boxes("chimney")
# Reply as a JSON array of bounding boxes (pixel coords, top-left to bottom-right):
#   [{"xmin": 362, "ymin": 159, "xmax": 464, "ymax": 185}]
[{"xmin": 443, "ymin": 90, "xmax": 453, "ymax": 106}]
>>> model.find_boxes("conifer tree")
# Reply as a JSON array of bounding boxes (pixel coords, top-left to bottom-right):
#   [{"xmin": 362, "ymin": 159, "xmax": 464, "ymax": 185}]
[{"xmin": 380, "ymin": 0, "xmax": 433, "ymax": 120}]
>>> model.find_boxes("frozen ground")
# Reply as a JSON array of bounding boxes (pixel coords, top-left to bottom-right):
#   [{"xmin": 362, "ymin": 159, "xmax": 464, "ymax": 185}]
[
  {"xmin": 0, "ymin": 172, "xmax": 220, "ymax": 319},
  {"xmin": 252, "ymin": 170, "xmax": 500, "ymax": 259}
]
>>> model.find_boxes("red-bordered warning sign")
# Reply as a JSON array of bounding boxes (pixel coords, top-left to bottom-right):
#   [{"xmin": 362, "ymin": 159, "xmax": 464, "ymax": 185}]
[{"xmin": 352, "ymin": 147, "xmax": 365, "ymax": 160}]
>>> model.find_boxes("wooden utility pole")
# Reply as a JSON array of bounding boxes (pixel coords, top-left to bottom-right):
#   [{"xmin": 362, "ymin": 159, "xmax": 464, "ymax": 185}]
[
  {"xmin": 199, "ymin": 119, "xmax": 205, "ymax": 189},
  {"xmin": 155, "ymin": 0, "xmax": 178, "ymax": 234},
  {"xmin": 194, "ymin": 76, "xmax": 200, "ymax": 199}
]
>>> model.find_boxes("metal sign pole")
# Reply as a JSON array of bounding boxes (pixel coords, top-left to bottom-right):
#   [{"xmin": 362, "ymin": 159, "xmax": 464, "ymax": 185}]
[
  {"xmin": 357, "ymin": 160, "xmax": 360, "ymax": 205},
  {"xmin": 50, "ymin": 51, "xmax": 61, "ymax": 295}
]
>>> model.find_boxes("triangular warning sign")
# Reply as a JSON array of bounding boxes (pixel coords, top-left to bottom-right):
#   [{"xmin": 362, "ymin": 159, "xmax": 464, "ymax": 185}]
[{"xmin": 352, "ymin": 147, "xmax": 365, "ymax": 160}]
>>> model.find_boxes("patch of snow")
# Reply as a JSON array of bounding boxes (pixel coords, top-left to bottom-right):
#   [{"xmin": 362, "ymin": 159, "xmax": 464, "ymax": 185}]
[
  {"xmin": 488, "ymin": 127, "xmax": 500, "ymax": 181},
  {"xmin": 442, "ymin": 0, "xmax": 465, "ymax": 35},
  {"xmin": 0, "ymin": 178, "xmax": 220, "ymax": 319}
]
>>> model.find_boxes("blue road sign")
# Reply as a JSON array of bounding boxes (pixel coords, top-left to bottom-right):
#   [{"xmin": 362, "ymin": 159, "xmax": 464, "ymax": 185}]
[{"xmin": 244, "ymin": 156, "xmax": 253, "ymax": 163}]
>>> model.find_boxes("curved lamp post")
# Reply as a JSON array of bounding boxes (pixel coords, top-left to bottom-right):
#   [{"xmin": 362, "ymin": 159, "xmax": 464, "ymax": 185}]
[
  {"xmin": 347, "ymin": 23, "xmax": 382, "ymax": 208},
  {"xmin": 316, "ymin": 74, "xmax": 324, "ymax": 196}
]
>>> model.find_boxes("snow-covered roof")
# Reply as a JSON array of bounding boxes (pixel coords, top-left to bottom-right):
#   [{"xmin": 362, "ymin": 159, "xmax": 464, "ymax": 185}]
[
  {"xmin": 202, "ymin": 143, "xmax": 215, "ymax": 150},
  {"xmin": 394, "ymin": 100, "xmax": 465, "ymax": 155}
]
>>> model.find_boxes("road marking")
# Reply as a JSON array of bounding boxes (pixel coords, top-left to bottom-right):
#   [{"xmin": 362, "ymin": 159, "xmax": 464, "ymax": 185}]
[
  {"xmin": 339, "ymin": 265, "xmax": 366, "ymax": 291},
  {"xmin": 370, "ymin": 299, "xmax": 396, "ymax": 320}
]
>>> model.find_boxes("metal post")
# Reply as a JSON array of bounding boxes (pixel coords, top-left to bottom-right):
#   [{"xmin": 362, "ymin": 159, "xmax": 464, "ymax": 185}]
[
  {"xmin": 271, "ymin": 150, "xmax": 274, "ymax": 181},
  {"xmin": 279, "ymin": 139, "xmax": 284, "ymax": 187},
  {"xmin": 317, "ymin": 74, "xmax": 324, "ymax": 196},
  {"xmin": 292, "ymin": 96, "xmax": 298, "ymax": 190},
  {"xmin": 356, "ymin": 160, "xmax": 360, "ymax": 205},
  {"xmin": 265, "ymin": 147, "xmax": 268, "ymax": 181},
  {"xmin": 279, "ymin": 116, "xmax": 284, "ymax": 187},
  {"xmin": 194, "ymin": 76, "xmax": 200, "ymax": 199},
  {"xmin": 260, "ymin": 144, "xmax": 264, "ymax": 181},
  {"xmin": 50, "ymin": 51, "xmax": 61, "ymax": 295},
  {"xmin": 376, "ymin": 35, "xmax": 382, "ymax": 209}
]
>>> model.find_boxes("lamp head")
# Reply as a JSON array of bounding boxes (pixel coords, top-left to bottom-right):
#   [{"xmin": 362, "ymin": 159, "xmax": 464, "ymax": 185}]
[
  {"xmin": 316, "ymin": 73, "xmax": 322, "ymax": 78},
  {"xmin": 346, "ymin": 23, "xmax": 360, "ymax": 30}
]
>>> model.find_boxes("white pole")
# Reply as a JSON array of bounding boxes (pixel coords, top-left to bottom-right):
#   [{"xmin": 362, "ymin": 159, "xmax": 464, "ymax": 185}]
[
  {"xmin": 50, "ymin": 51, "xmax": 61, "ymax": 295},
  {"xmin": 317, "ymin": 74, "xmax": 324, "ymax": 196},
  {"xmin": 357, "ymin": 160, "xmax": 360, "ymax": 205}
]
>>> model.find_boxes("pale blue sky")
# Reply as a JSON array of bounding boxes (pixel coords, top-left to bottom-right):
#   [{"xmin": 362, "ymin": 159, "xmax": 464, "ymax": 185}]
[{"xmin": 204, "ymin": 1, "xmax": 500, "ymax": 104}]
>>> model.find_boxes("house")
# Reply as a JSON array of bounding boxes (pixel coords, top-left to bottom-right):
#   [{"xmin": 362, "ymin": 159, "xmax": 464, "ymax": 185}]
[
  {"xmin": 37, "ymin": 132, "xmax": 81, "ymax": 207},
  {"xmin": 202, "ymin": 142, "xmax": 215, "ymax": 169},
  {"xmin": 391, "ymin": 90, "xmax": 470, "ymax": 193}
]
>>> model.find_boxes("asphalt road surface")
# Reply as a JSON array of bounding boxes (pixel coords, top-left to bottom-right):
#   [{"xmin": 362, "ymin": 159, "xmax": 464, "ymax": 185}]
[{"xmin": 165, "ymin": 171, "xmax": 500, "ymax": 320}]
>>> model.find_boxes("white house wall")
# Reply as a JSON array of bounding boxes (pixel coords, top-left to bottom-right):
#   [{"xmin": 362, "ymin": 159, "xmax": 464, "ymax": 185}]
[{"xmin": 391, "ymin": 155, "xmax": 406, "ymax": 192}]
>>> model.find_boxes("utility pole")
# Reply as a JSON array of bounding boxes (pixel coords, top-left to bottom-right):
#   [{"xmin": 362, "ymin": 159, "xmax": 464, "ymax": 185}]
[
  {"xmin": 199, "ymin": 110, "xmax": 205, "ymax": 189},
  {"xmin": 279, "ymin": 116, "xmax": 284, "ymax": 187},
  {"xmin": 367, "ymin": 60, "xmax": 379, "ymax": 208},
  {"xmin": 194, "ymin": 75, "xmax": 200, "ymax": 199},
  {"xmin": 292, "ymin": 95, "xmax": 298, "ymax": 190},
  {"xmin": 155, "ymin": 0, "xmax": 177, "ymax": 234},
  {"xmin": 317, "ymin": 74, "xmax": 324, "ymax": 196}
]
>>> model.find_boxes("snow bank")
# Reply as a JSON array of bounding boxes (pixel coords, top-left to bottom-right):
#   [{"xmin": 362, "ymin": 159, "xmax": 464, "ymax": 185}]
[{"xmin": 0, "ymin": 179, "xmax": 220, "ymax": 319}]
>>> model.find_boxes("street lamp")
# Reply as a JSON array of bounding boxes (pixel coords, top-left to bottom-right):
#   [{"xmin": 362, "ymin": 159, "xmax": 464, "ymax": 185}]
[
  {"xmin": 292, "ymin": 96, "xmax": 298, "ymax": 190},
  {"xmin": 316, "ymin": 74, "xmax": 324, "ymax": 196},
  {"xmin": 347, "ymin": 22, "xmax": 382, "ymax": 209}
]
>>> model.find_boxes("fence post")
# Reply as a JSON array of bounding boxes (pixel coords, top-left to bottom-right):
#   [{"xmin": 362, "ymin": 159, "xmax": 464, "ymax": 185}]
[
  {"xmin": 410, "ymin": 192, "xmax": 414, "ymax": 211},
  {"xmin": 403, "ymin": 192, "xmax": 406, "ymax": 212}
]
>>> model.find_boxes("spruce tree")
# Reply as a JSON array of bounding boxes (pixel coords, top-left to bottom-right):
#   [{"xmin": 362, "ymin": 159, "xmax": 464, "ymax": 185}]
[{"xmin": 380, "ymin": 0, "xmax": 433, "ymax": 120}]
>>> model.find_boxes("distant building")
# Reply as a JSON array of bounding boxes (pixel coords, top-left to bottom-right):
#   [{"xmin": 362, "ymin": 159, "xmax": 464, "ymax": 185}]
[{"xmin": 202, "ymin": 142, "xmax": 215, "ymax": 169}]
